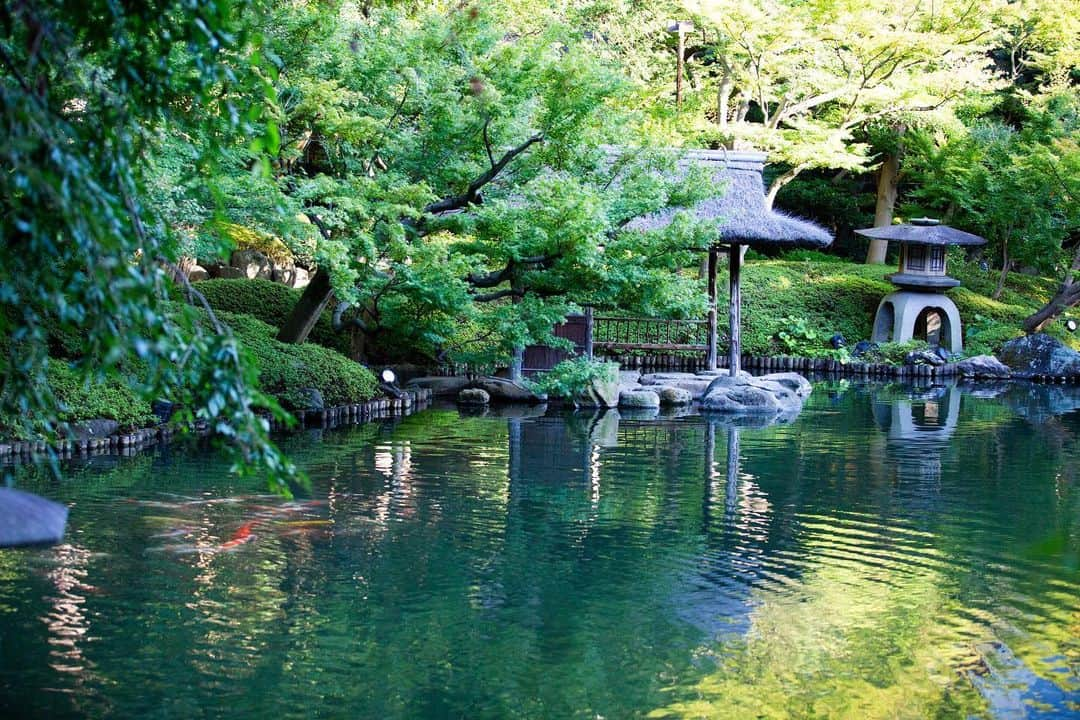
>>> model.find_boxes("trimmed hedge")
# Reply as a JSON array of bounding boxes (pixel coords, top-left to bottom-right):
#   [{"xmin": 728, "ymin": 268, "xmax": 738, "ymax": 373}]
[
  {"xmin": 216, "ymin": 311, "xmax": 377, "ymax": 410},
  {"xmin": 194, "ymin": 278, "xmax": 350, "ymax": 354}
]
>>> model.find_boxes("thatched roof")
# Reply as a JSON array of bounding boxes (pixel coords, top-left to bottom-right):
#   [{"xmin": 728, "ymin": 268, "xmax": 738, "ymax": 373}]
[
  {"xmin": 622, "ymin": 150, "xmax": 832, "ymax": 248},
  {"xmin": 855, "ymin": 219, "xmax": 986, "ymax": 246}
]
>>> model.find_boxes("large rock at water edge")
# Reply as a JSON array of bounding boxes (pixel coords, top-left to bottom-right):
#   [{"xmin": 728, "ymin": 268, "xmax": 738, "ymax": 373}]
[
  {"xmin": 999, "ymin": 334, "xmax": 1080, "ymax": 377},
  {"xmin": 757, "ymin": 372, "xmax": 813, "ymax": 400},
  {"xmin": 575, "ymin": 376, "xmax": 619, "ymax": 408},
  {"xmin": 700, "ymin": 372, "xmax": 810, "ymax": 417},
  {"xmin": 0, "ymin": 488, "xmax": 68, "ymax": 547},
  {"xmin": 66, "ymin": 418, "xmax": 119, "ymax": 441},
  {"xmin": 457, "ymin": 388, "xmax": 490, "ymax": 406},
  {"xmin": 405, "ymin": 376, "xmax": 473, "ymax": 397},
  {"xmin": 473, "ymin": 377, "xmax": 547, "ymax": 404},
  {"xmin": 639, "ymin": 372, "xmax": 714, "ymax": 399},
  {"xmin": 953, "ymin": 355, "xmax": 1012, "ymax": 379},
  {"xmin": 618, "ymin": 389, "xmax": 660, "ymax": 409}
]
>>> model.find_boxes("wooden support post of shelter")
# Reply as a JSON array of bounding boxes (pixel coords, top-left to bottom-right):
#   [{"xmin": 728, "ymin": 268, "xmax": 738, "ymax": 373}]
[
  {"xmin": 728, "ymin": 244, "xmax": 741, "ymax": 376},
  {"xmin": 622, "ymin": 150, "xmax": 832, "ymax": 372},
  {"xmin": 706, "ymin": 246, "xmax": 718, "ymax": 371}
]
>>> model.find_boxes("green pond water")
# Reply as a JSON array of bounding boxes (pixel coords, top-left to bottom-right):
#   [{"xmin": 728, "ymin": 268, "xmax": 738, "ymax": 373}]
[{"xmin": 1, "ymin": 380, "xmax": 1079, "ymax": 719}]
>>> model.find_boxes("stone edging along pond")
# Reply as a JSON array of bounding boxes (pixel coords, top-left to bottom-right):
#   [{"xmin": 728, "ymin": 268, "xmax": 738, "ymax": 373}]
[{"xmin": 0, "ymin": 388, "xmax": 434, "ymax": 466}]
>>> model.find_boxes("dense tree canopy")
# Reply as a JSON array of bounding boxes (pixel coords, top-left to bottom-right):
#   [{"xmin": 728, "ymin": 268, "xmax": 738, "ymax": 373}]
[{"xmin": 1, "ymin": 0, "xmax": 1078, "ymax": 477}]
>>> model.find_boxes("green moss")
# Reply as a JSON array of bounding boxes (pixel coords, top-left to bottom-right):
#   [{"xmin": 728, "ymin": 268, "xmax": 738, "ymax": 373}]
[
  {"xmin": 215, "ymin": 311, "xmax": 377, "ymax": 410},
  {"xmin": 193, "ymin": 278, "xmax": 349, "ymax": 354}
]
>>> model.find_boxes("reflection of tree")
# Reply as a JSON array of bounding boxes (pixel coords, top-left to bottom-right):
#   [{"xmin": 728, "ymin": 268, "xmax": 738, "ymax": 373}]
[{"xmin": 3, "ymin": 391, "xmax": 1079, "ymax": 718}]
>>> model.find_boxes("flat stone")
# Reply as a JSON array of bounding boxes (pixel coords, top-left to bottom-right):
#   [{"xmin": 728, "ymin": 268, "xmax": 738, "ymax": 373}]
[
  {"xmin": 619, "ymin": 389, "xmax": 660, "ymax": 409},
  {"xmin": 657, "ymin": 386, "xmax": 693, "ymax": 406},
  {"xmin": 953, "ymin": 355, "xmax": 1012, "ymax": 379},
  {"xmin": 0, "ymin": 488, "xmax": 68, "ymax": 547},
  {"xmin": 999, "ymin": 334, "xmax": 1080, "ymax": 377},
  {"xmin": 457, "ymin": 388, "xmax": 490, "ymax": 405},
  {"xmin": 405, "ymin": 376, "xmax": 473, "ymax": 397}
]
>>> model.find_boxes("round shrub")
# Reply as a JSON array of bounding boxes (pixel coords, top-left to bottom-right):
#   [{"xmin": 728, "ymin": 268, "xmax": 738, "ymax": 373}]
[{"xmin": 193, "ymin": 278, "xmax": 349, "ymax": 354}]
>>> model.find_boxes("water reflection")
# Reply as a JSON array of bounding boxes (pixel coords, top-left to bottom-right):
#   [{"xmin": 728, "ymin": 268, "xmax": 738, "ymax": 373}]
[{"xmin": 1, "ymin": 381, "xmax": 1079, "ymax": 719}]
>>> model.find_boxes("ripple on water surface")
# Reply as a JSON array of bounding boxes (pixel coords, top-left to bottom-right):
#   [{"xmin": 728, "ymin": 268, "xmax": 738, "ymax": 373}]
[{"xmin": 2, "ymin": 381, "xmax": 1080, "ymax": 719}]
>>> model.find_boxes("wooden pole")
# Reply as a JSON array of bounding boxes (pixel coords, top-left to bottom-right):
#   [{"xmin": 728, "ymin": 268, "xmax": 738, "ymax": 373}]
[
  {"xmin": 676, "ymin": 25, "xmax": 685, "ymax": 109},
  {"xmin": 584, "ymin": 306, "xmax": 594, "ymax": 360},
  {"xmin": 728, "ymin": 244, "xmax": 742, "ymax": 376},
  {"xmin": 706, "ymin": 246, "xmax": 718, "ymax": 370}
]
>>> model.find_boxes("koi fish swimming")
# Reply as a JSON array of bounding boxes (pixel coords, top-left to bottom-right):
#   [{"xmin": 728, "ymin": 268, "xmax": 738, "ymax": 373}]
[{"xmin": 218, "ymin": 521, "xmax": 256, "ymax": 550}]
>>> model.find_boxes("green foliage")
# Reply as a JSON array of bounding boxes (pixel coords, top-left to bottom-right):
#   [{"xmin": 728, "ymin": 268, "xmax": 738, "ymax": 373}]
[
  {"xmin": 0, "ymin": 363, "xmax": 155, "ymax": 439},
  {"xmin": 528, "ymin": 358, "xmax": 618, "ymax": 400},
  {"xmin": 193, "ymin": 279, "xmax": 348, "ymax": 354},
  {"xmin": 211, "ymin": 312, "xmax": 377, "ymax": 411},
  {"xmin": 963, "ymin": 314, "xmax": 1024, "ymax": 357},
  {"xmin": 734, "ymin": 261, "xmax": 891, "ymax": 356},
  {"xmin": 775, "ymin": 315, "xmax": 850, "ymax": 361},
  {"xmin": 0, "ymin": 0, "xmax": 295, "ymax": 487}
]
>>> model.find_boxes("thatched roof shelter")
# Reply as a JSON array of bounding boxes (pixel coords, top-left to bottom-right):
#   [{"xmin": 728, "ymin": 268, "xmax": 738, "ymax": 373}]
[
  {"xmin": 622, "ymin": 149, "xmax": 832, "ymax": 375},
  {"xmin": 623, "ymin": 150, "xmax": 831, "ymax": 248}
]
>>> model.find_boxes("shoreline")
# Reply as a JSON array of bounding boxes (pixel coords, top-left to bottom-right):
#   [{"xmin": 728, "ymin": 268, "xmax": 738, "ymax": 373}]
[{"xmin": 0, "ymin": 388, "xmax": 433, "ymax": 467}]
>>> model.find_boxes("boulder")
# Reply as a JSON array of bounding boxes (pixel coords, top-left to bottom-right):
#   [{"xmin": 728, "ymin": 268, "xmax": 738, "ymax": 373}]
[
  {"xmin": 0, "ymin": 488, "xmax": 68, "ymax": 547},
  {"xmin": 230, "ymin": 249, "xmax": 273, "ymax": 280},
  {"xmin": 188, "ymin": 265, "xmax": 209, "ymax": 282},
  {"xmin": 575, "ymin": 376, "xmax": 619, "ymax": 408},
  {"xmin": 472, "ymin": 377, "xmax": 547, "ymax": 404},
  {"xmin": 657, "ymin": 386, "xmax": 693, "ymax": 406},
  {"xmin": 999, "ymin": 334, "xmax": 1080, "ymax": 377},
  {"xmin": 66, "ymin": 418, "xmax": 119, "ymax": 441},
  {"xmin": 618, "ymin": 389, "xmax": 660, "ymax": 409},
  {"xmin": 700, "ymin": 372, "xmax": 810, "ymax": 417},
  {"xmin": 618, "ymin": 370, "xmax": 642, "ymax": 387},
  {"xmin": 701, "ymin": 381, "xmax": 783, "ymax": 415},
  {"xmin": 953, "ymin": 355, "xmax": 1012, "ymax": 379},
  {"xmin": 757, "ymin": 372, "xmax": 813, "ymax": 400},
  {"xmin": 905, "ymin": 349, "xmax": 946, "ymax": 366},
  {"xmin": 640, "ymin": 372, "xmax": 713, "ymax": 399},
  {"xmin": 405, "ymin": 376, "xmax": 472, "ymax": 397},
  {"xmin": 297, "ymin": 387, "xmax": 324, "ymax": 413},
  {"xmin": 457, "ymin": 388, "xmax": 490, "ymax": 405}
]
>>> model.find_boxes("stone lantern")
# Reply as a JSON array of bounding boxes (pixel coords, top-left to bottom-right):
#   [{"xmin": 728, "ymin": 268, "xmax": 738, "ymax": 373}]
[{"xmin": 856, "ymin": 218, "xmax": 986, "ymax": 352}]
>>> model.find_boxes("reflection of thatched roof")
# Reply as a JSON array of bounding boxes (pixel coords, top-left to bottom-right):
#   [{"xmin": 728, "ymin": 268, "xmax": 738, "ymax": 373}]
[
  {"xmin": 622, "ymin": 150, "xmax": 832, "ymax": 248},
  {"xmin": 855, "ymin": 221, "xmax": 986, "ymax": 246}
]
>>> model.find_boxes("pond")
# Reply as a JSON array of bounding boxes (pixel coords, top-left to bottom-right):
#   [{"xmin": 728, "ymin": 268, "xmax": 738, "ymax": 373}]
[{"xmin": 1, "ymin": 380, "xmax": 1079, "ymax": 719}]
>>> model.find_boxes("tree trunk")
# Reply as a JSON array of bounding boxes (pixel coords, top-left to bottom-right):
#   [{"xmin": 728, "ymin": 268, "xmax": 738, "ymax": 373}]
[
  {"xmin": 865, "ymin": 152, "xmax": 900, "ymax": 264},
  {"xmin": 277, "ymin": 269, "xmax": 334, "ymax": 344},
  {"xmin": 1023, "ymin": 243, "xmax": 1080, "ymax": 332},
  {"xmin": 992, "ymin": 238, "xmax": 1009, "ymax": 300},
  {"xmin": 764, "ymin": 164, "xmax": 809, "ymax": 210}
]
